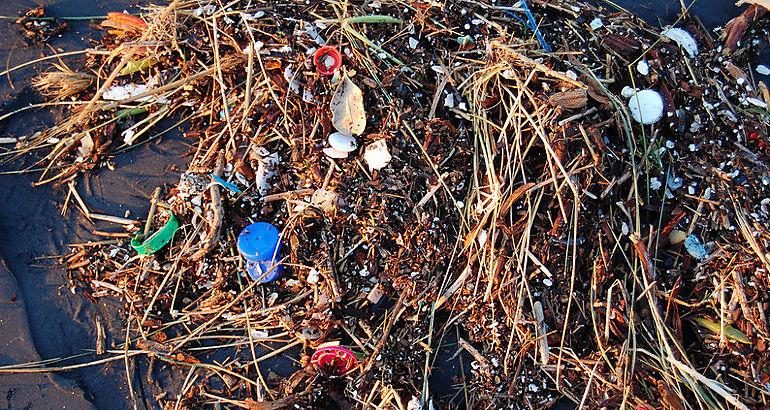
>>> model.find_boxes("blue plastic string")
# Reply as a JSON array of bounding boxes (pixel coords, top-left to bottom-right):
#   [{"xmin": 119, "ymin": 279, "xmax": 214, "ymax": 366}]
[{"xmin": 518, "ymin": 0, "xmax": 552, "ymax": 52}]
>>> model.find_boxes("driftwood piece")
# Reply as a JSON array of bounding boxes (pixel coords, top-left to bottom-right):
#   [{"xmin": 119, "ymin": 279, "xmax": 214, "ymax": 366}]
[{"xmin": 191, "ymin": 151, "xmax": 225, "ymax": 261}]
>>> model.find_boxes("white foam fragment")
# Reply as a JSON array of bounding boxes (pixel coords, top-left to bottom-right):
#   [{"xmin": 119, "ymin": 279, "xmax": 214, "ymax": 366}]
[{"xmin": 637, "ymin": 60, "xmax": 649, "ymax": 76}]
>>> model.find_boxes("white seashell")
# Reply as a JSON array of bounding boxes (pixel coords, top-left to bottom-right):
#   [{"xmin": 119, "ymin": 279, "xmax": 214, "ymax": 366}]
[
  {"xmin": 328, "ymin": 132, "xmax": 357, "ymax": 152},
  {"xmin": 628, "ymin": 89, "xmax": 665, "ymax": 125},
  {"xmin": 662, "ymin": 28, "xmax": 698, "ymax": 58},
  {"xmin": 363, "ymin": 140, "xmax": 392, "ymax": 171},
  {"xmin": 323, "ymin": 147, "xmax": 348, "ymax": 159}
]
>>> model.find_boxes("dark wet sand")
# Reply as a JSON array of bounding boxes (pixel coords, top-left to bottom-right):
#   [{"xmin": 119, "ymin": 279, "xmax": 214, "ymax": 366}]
[{"xmin": 0, "ymin": 1, "xmax": 745, "ymax": 408}]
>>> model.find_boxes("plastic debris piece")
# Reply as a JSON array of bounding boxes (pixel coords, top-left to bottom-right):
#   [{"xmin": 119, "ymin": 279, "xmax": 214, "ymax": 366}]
[
  {"xmin": 131, "ymin": 211, "xmax": 179, "ymax": 255},
  {"xmin": 363, "ymin": 140, "xmax": 391, "ymax": 172},
  {"xmin": 684, "ymin": 234, "xmax": 708, "ymax": 260},
  {"xmin": 367, "ymin": 285, "xmax": 384, "ymax": 304},
  {"xmin": 301, "ymin": 326, "xmax": 323, "ymax": 341},
  {"xmin": 210, "ymin": 173, "xmax": 242, "ymax": 193},
  {"xmin": 694, "ymin": 317, "xmax": 751, "ymax": 344},
  {"xmin": 668, "ymin": 174, "xmax": 683, "ymax": 190},
  {"xmin": 456, "ymin": 35, "xmax": 473, "ymax": 45},
  {"xmin": 662, "ymin": 28, "xmax": 699, "ymax": 58},
  {"xmin": 757, "ymin": 64, "xmax": 770, "ymax": 75},
  {"xmin": 330, "ymin": 73, "xmax": 366, "ymax": 136},
  {"xmin": 313, "ymin": 46, "xmax": 342, "ymax": 75},
  {"xmin": 328, "ymin": 132, "xmax": 357, "ymax": 152},
  {"xmin": 628, "ymin": 89, "xmax": 665, "ymax": 124},
  {"xmin": 311, "ymin": 346, "xmax": 359, "ymax": 376},
  {"xmin": 650, "ymin": 177, "xmax": 662, "ymax": 190},
  {"xmin": 590, "ymin": 17, "xmax": 603, "ymax": 30},
  {"xmin": 237, "ymin": 222, "xmax": 283, "ymax": 283}
]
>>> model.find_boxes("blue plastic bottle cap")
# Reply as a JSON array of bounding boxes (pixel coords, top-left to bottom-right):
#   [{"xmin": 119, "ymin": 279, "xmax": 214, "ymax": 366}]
[{"xmin": 237, "ymin": 222, "xmax": 283, "ymax": 282}]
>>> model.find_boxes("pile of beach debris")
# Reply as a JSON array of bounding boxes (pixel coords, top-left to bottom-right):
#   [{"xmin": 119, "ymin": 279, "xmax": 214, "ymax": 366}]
[{"xmin": 2, "ymin": 0, "xmax": 770, "ymax": 408}]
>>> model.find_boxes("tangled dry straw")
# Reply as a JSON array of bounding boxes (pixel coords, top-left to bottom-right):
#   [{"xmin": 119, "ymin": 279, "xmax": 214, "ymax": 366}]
[{"xmin": 1, "ymin": 0, "xmax": 770, "ymax": 409}]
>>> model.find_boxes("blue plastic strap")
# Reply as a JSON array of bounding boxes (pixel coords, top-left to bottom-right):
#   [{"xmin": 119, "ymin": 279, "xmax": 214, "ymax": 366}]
[{"xmin": 211, "ymin": 173, "xmax": 243, "ymax": 193}]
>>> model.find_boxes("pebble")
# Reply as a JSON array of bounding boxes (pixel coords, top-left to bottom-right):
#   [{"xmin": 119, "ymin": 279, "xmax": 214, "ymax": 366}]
[
  {"xmin": 628, "ymin": 90, "xmax": 664, "ymax": 124},
  {"xmin": 668, "ymin": 230, "xmax": 687, "ymax": 246}
]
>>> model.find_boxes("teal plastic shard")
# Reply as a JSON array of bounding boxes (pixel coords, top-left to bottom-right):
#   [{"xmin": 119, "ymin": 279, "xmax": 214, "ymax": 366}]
[{"xmin": 131, "ymin": 211, "xmax": 179, "ymax": 255}]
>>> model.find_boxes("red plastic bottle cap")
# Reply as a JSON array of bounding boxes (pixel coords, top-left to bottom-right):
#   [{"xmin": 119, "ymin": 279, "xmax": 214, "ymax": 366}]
[
  {"xmin": 313, "ymin": 46, "xmax": 342, "ymax": 75},
  {"xmin": 310, "ymin": 346, "xmax": 358, "ymax": 376}
]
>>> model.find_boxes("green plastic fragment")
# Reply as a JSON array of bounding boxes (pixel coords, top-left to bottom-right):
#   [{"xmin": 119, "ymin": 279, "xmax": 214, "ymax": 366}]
[
  {"xmin": 131, "ymin": 211, "xmax": 179, "ymax": 255},
  {"xmin": 694, "ymin": 317, "xmax": 751, "ymax": 345}
]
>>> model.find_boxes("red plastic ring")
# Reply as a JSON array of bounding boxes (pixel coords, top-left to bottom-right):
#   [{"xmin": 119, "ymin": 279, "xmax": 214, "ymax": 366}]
[{"xmin": 313, "ymin": 46, "xmax": 342, "ymax": 75}]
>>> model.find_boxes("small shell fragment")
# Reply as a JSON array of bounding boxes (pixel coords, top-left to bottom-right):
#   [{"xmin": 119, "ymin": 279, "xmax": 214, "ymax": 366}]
[
  {"xmin": 661, "ymin": 28, "xmax": 698, "ymax": 58},
  {"xmin": 323, "ymin": 147, "xmax": 348, "ymax": 159},
  {"xmin": 328, "ymin": 132, "xmax": 357, "ymax": 152}
]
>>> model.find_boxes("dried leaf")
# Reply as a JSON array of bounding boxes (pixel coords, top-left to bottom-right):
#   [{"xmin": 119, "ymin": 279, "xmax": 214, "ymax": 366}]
[
  {"xmin": 723, "ymin": 5, "xmax": 766, "ymax": 53},
  {"xmin": 330, "ymin": 73, "xmax": 366, "ymax": 136}
]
